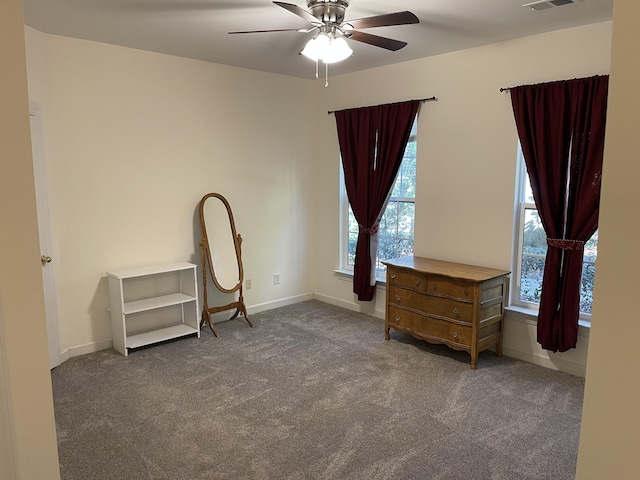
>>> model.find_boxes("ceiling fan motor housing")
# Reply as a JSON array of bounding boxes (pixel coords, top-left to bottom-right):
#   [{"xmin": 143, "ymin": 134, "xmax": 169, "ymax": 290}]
[{"xmin": 307, "ymin": 0, "xmax": 350, "ymax": 25}]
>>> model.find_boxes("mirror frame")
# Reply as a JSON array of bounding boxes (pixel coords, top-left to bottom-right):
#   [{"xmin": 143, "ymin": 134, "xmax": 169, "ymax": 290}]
[
  {"xmin": 198, "ymin": 192, "xmax": 253, "ymax": 337},
  {"xmin": 199, "ymin": 192, "xmax": 244, "ymax": 294}
]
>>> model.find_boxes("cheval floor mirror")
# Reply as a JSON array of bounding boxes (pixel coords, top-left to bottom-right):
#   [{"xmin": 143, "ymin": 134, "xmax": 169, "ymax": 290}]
[{"xmin": 199, "ymin": 193, "xmax": 253, "ymax": 336}]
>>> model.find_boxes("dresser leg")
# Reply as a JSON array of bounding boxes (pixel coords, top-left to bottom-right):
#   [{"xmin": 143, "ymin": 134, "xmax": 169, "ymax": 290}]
[
  {"xmin": 471, "ymin": 355, "xmax": 477, "ymax": 370},
  {"xmin": 385, "ymin": 325, "xmax": 390, "ymax": 341}
]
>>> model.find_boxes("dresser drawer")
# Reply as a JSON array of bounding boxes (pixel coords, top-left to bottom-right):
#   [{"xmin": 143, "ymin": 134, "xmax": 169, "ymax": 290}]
[
  {"xmin": 387, "ymin": 267, "xmax": 427, "ymax": 292},
  {"xmin": 388, "ymin": 305, "xmax": 472, "ymax": 347},
  {"xmin": 388, "ymin": 285, "xmax": 473, "ymax": 323},
  {"xmin": 426, "ymin": 295, "xmax": 474, "ymax": 322},
  {"xmin": 427, "ymin": 276, "xmax": 474, "ymax": 300}
]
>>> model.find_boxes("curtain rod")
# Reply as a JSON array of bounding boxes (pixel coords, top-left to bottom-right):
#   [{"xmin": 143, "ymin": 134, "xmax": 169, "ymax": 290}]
[
  {"xmin": 327, "ymin": 96, "xmax": 437, "ymax": 115},
  {"xmin": 500, "ymin": 74, "xmax": 608, "ymax": 92}
]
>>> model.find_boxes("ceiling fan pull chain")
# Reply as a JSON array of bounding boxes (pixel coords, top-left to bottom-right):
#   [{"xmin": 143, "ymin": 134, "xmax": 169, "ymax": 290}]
[
  {"xmin": 315, "ymin": 59, "xmax": 319, "ymax": 79},
  {"xmin": 325, "ymin": 62, "xmax": 329, "ymax": 87}
]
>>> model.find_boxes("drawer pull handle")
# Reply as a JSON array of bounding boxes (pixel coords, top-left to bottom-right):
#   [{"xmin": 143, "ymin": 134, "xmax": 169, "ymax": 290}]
[
  {"xmin": 395, "ymin": 317, "xmax": 400, "ymax": 323},
  {"xmin": 453, "ymin": 308, "xmax": 459, "ymax": 317},
  {"xmin": 452, "ymin": 332, "xmax": 458, "ymax": 338},
  {"xmin": 391, "ymin": 274, "xmax": 396, "ymax": 280},
  {"xmin": 416, "ymin": 280, "xmax": 421, "ymax": 287},
  {"xmin": 432, "ymin": 283, "xmax": 437, "ymax": 290},
  {"xmin": 395, "ymin": 295, "xmax": 401, "ymax": 302},
  {"xmin": 463, "ymin": 289, "xmax": 468, "ymax": 296}
]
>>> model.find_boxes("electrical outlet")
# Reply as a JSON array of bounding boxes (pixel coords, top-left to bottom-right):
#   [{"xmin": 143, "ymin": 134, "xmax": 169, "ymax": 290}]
[
  {"xmin": 273, "ymin": 273, "xmax": 280, "ymax": 285},
  {"xmin": 246, "ymin": 279, "xmax": 252, "ymax": 290}
]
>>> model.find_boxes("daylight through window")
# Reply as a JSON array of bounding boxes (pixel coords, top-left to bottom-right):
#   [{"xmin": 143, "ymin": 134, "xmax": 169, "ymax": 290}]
[
  {"xmin": 513, "ymin": 147, "xmax": 598, "ymax": 317},
  {"xmin": 342, "ymin": 121, "xmax": 417, "ymax": 275}
]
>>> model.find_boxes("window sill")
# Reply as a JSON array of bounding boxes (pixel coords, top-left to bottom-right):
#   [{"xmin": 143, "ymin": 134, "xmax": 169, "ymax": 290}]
[
  {"xmin": 505, "ymin": 305, "xmax": 590, "ymax": 337},
  {"xmin": 333, "ymin": 269, "xmax": 387, "ymax": 287},
  {"xmin": 333, "ymin": 272, "xmax": 590, "ymax": 336}
]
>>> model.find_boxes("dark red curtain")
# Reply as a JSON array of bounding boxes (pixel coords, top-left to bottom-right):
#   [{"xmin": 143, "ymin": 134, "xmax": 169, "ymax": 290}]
[
  {"xmin": 510, "ymin": 75, "xmax": 608, "ymax": 352},
  {"xmin": 335, "ymin": 100, "xmax": 420, "ymax": 301}
]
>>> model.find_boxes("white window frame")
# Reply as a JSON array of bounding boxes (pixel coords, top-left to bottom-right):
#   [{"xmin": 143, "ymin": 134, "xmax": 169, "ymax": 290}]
[
  {"xmin": 513, "ymin": 202, "xmax": 545, "ymax": 310},
  {"xmin": 512, "ymin": 146, "xmax": 596, "ymax": 321},
  {"xmin": 340, "ymin": 124, "xmax": 417, "ymax": 278}
]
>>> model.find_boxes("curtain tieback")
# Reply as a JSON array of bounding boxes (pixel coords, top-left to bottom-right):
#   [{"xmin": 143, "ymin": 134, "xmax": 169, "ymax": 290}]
[
  {"xmin": 359, "ymin": 224, "xmax": 379, "ymax": 234},
  {"xmin": 546, "ymin": 238, "xmax": 585, "ymax": 251}
]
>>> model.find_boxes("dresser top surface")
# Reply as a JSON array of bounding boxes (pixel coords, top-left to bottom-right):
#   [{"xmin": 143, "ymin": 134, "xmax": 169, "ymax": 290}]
[{"xmin": 383, "ymin": 256, "xmax": 510, "ymax": 282}]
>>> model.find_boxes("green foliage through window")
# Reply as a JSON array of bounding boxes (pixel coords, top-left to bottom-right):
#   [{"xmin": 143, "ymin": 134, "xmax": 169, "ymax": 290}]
[
  {"xmin": 347, "ymin": 139, "xmax": 416, "ymax": 273},
  {"xmin": 514, "ymin": 164, "xmax": 598, "ymax": 315}
]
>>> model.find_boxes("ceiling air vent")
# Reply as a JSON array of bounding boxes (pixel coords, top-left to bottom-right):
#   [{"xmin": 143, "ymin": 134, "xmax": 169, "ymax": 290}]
[{"xmin": 523, "ymin": 0, "xmax": 584, "ymax": 11}]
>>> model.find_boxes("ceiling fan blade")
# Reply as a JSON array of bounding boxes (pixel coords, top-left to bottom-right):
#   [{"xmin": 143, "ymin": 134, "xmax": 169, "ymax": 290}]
[
  {"xmin": 229, "ymin": 28, "xmax": 304, "ymax": 34},
  {"xmin": 347, "ymin": 31, "xmax": 408, "ymax": 51},
  {"xmin": 273, "ymin": 1, "xmax": 318, "ymax": 24},
  {"xmin": 345, "ymin": 11, "xmax": 419, "ymax": 30}
]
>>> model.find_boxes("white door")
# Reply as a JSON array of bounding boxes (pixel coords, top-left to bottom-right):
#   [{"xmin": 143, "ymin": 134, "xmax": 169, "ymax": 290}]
[{"xmin": 30, "ymin": 109, "xmax": 62, "ymax": 369}]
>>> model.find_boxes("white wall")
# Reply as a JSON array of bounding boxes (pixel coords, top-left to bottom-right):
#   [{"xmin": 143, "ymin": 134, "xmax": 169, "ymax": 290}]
[
  {"xmin": 0, "ymin": 1, "xmax": 60, "ymax": 477},
  {"xmin": 25, "ymin": 30, "xmax": 319, "ymax": 356},
  {"xmin": 576, "ymin": 2, "xmax": 640, "ymax": 478},
  {"xmin": 310, "ymin": 21, "xmax": 612, "ymax": 376},
  {"xmin": 24, "ymin": 21, "xmax": 613, "ymax": 376}
]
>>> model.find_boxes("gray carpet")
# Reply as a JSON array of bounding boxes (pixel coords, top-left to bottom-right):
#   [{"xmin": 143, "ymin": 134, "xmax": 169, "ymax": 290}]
[{"xmin": 51, "ymin": 300, "xmax": 584, "ymax": 480}]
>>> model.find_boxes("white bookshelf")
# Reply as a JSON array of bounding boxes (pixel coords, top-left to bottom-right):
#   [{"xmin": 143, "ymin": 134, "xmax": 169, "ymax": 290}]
[{"xmin": 107, "ymin": 262, "xmax": 200, "ymax": 356}]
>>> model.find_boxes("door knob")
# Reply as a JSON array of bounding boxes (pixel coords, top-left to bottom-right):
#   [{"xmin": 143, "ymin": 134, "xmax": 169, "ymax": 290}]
[{"xmin": 41, "ymin": 255, "xmax": 52, "ymax": 266}]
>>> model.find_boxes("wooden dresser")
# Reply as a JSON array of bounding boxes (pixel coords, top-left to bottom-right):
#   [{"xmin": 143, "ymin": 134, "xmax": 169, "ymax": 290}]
[{"xmin": 383, "ymin": 256, "xmax": 510, "ymax": 369}]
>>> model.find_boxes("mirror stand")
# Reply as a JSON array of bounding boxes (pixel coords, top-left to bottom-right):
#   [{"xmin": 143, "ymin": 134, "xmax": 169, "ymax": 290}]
[
  {"xmin": 198, "ymin": 192, "xmax": 253, "ymax": 337},
  {"xmin": 200, "ymin": 236, "xmax": 253, "ymax": 336}
]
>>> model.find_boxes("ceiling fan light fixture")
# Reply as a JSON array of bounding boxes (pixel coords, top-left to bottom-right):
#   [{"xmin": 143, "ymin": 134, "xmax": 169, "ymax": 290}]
[
  {"xmin": 323, "ymin": 36, "xmax": 353, "ymax": 63},
  {"xmin": 301, "ymin": 33, "xmax": 325, "ymax": 60},
  {"xmin": 301, "ymin": 33, "xmax": 352, "ymax": 63},
  {"xmin": 232, "ymin": 2, "xmax": 418, "ymax": 79}
]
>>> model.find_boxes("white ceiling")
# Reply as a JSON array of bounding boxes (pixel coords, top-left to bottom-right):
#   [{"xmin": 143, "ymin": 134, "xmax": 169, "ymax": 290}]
[{"xmin": 22, "ymin": 0, "xmax": 613, "ymax": 79}]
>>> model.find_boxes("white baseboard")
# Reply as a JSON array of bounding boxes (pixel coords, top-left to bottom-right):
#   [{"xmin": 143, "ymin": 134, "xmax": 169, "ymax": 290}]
[
  {"xmin": 502, "ymin": 347, "xmax": 586, "ymax": 377},
  {"xmin": 245, "ymin": 293, "xmax": 314, "ymax": 316},
  {"xmin": 59, "ymin": 349, "xmax": 70, "ymax": 364},
  {"xmin": 58, "ymin": 294, "xmax": 315, "ymax": 363},
  {"xmin": 206, "ymin": 293, "xmax": 316, "ymax": 323},
  {"xmin": 62, "ymin": 338, "xmax": 113, "ymax": 360},
  {"xmin": 312, "ymin": 293, "xmax": 385, "ymax": 320},
  {"xmin": 316, "ymin": 294, "xmax": 586, "ymax": 377},
  {"xmin": 57, "ymin": 294, "xmax": 585, "ymax": 377}
]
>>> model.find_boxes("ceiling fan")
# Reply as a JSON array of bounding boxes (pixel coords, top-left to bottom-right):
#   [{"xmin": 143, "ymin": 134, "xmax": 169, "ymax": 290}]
[{"xmin": 229, "ymin": 0, "xmax": 419, "ymax": 65}]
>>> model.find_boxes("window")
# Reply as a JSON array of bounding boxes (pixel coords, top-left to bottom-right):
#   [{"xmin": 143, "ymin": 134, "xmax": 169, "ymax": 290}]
[
  {"xmin": 513, "ymin": 147, "xmax": 598, "ymax": 317},
  {"xmin": 341, "ymin": 120, "xmax": 417, "ymax": 276}
]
